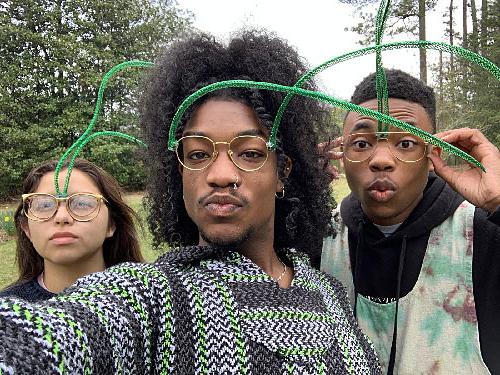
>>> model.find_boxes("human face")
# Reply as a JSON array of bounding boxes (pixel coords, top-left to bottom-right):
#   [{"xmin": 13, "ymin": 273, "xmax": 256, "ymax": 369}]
[
  {"xmin": 180, "ymin": 100, "xmax": 285, "ymax": 250},
  {"xmin": 343, "ymin": 98, "xmax": 439, "ymax": 225},
  {"xmin": 22, "ymin": 169, "xmax": 115, "ymax": 267}
]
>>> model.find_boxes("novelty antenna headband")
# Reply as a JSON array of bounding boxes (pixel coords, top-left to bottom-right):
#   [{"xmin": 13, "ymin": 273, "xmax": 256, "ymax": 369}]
[
  {"xmin": 54, "ymin": 60, "xmax": 153, "ymax": 197},
  {"xmin": 57, "ymin": 0, "xmax": 499, "ymax": 191}
]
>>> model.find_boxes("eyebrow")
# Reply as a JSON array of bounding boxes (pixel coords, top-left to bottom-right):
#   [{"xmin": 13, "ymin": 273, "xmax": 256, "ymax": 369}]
[
  {"xmin": 350, "ymin": 122, "xmax": 376, "ymax": 133},
  {"xmin": 182, "ymin": 129, "xmax": 266, "ymax": 138}
]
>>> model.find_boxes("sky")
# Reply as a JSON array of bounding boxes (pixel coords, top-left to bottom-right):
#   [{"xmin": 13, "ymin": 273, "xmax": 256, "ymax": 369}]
[{"xmin": 177, "ymin": 0, "xmax": 448, "ymax": 100}]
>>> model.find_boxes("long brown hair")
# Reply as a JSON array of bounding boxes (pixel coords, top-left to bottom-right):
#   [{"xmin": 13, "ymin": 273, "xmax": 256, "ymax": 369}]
[{"xmin": 12, "ymin": 159, "xmax": 144, "ymax": 284}]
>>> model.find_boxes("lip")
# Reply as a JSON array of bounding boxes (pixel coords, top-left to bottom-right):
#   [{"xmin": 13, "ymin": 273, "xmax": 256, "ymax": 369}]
[
  {"xmin": 202, "ymin": 194, "xmax": 243, "ymax": 217},
  {"xmin": 49, "ymin": 232, "xmax": 78, "ymax": 245},
  {"xmin": 367, "ymin": 178, "xmax": 397, "ymax": 203}
]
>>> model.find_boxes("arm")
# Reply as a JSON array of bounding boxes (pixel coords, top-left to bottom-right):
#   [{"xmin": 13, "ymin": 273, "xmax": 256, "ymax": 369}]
[
  {"xmin": 428, "ymin": 128, "xmax": 500, "ymax": 214},
  {"xmin": 0, "ymin": 263, "xmax": 171, "ymax": 374}
]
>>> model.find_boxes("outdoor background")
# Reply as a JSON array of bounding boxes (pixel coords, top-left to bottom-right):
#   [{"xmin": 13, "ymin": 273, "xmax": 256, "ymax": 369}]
[{"xmin": 1, "ymin": 0, "xmax": 498, "ymax": 287}]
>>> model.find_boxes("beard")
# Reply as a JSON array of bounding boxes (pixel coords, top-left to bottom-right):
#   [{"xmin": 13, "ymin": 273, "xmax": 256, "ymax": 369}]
[{"xmin": 199, "ymin": 225, "xmax": 255, "ymax": 252}]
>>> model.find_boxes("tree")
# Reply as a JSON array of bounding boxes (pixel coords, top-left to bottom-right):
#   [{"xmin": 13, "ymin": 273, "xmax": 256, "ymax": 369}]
[
  {"xmin": 0, "ymin": 0, "xmax": 192, "ymax": 199},
  {"xmin": 349, "ymin": 0, "xmax": 437, "ymax": 82}
]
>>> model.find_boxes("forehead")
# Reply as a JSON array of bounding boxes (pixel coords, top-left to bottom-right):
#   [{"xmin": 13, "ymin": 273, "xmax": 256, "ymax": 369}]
[
  {"xmin": 35, "ymin": 169, "xmax": 101, "ymax": 195},
  {"xmin": 343, "ymin": 98, "xmax": 433, "ymax": 134},
  {"xmin": 183, "ymin": 100, "xmax": 267, "ymax": 140}
]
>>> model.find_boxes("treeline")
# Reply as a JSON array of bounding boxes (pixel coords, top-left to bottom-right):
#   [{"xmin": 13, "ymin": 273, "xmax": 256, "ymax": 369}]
[
  {"xmin": 350, "ymin": 0, "xmax": 499, "ymax": 146},
  {"xmin": 0, "ymin": 0, "xmax": 192, "ymax": 200}
]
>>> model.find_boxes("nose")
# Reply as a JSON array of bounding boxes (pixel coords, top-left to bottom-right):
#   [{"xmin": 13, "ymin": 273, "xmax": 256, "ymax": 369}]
[
  {"xmin": 205, "ymin": 149, "xmax": 241, "ymax": 188},
  {"xmin": 53, "ymin": 202, "xmax": 75, "ymax": 225},
  {"xmin": 368, "ymin": 140, "xmax": 396, "ymax": 172}
]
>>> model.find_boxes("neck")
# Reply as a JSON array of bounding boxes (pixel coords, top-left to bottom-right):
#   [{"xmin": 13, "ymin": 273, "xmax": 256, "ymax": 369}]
[
  {"xmin": 42, "ymin": 251, "xmax": 106, "ymax": 293},
  {"xmin": 235, "ymin": 228, "xmax": 293, "ymax": 288}
]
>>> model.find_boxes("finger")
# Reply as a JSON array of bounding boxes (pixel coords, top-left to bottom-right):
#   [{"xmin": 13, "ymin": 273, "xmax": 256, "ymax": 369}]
[
  {"xmin": 326, "ymin": 150, "xmax": 343, "ymax": 160},
  {"xmin": 428, "ymin": 154, "xmax": 460, "ymax": 187}
]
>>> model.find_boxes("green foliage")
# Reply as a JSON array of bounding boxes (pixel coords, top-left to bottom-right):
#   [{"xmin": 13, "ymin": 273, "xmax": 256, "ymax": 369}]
[
  {"xmin": 0, "ymin": 0, "xmax": 192, "ymax": 199},
  {"xmin": 0, "ymin": 208, "xmax": 16, "ymax": 236}
]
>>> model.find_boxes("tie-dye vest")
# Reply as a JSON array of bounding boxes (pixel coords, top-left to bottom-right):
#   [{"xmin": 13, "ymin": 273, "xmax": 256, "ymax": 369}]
[{"xmin": 321, "ymin": 201, "xmax": 490, "ymax": 374}]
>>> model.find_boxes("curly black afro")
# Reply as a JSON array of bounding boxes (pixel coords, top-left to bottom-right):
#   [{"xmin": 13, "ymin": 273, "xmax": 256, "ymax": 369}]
[
  {"xmin": 140, "ymin": 30, "xmax": 335, "ymax": 266},
  {"xmin": 351, "ymin": 68, "xmax": 437, "ymax": 132}
]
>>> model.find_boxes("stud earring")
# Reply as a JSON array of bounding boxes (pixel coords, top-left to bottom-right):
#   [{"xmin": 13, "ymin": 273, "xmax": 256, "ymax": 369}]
[{"xmin": 232, "ymin": 175, "xmax": 239, "ymax": 190}]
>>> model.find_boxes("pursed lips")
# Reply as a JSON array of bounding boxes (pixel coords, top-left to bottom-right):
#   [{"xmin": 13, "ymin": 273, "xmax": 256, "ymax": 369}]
[{"xmin": 367, "ymin": 178, "xmax": 397, "ymax": 202}]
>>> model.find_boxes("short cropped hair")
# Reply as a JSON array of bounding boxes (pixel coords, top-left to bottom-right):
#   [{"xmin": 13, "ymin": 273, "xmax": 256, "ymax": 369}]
[{"xmin": 351, "ymin": 69, "xmax": 436, "ymax": 132}]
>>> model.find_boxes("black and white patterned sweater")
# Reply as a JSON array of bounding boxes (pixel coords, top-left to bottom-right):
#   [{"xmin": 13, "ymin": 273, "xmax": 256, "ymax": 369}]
[{"xmin": 0, "ymin": 246, "xmax": 381, "ymax": 374}]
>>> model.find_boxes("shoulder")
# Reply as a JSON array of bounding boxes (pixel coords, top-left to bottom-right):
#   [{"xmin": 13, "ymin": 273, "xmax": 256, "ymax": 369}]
[{"xmin": 0, "ymin": 279, "xmax": 55, "ymax": 302}]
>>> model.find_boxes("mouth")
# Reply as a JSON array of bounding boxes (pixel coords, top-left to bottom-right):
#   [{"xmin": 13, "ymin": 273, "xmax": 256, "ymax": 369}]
[
  {"xmin": 202, "ymin": 194, "xmax": 244, "ymax": 217},
  {"xmin": 367, "ymin": 179, "xmax": 397, "ymax": 203},
  {"xmin": 50, "ymin": 232, "xmax": 78, "ymax": 245}
]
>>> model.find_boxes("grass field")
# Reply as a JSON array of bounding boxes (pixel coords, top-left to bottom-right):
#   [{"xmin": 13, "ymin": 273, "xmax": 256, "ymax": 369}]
[{"xmin": 0, "ymin": 178, "xmax": 350, "ymax": 289}]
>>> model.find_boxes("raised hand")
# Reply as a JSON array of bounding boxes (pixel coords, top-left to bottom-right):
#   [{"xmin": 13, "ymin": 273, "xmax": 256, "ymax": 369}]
[
  {"xmin": 428, "ymin": 128, "xmax": 500, "ymax": 213},
  {"xmin": 318, "ymin": 137, "xmax": 343, "ymax": 181}
]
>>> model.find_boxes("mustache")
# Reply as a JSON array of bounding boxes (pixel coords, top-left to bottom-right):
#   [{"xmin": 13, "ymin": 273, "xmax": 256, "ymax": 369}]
[{"xmin": 197, "ymin": 189, "xmax": 249, "ymax": 206}]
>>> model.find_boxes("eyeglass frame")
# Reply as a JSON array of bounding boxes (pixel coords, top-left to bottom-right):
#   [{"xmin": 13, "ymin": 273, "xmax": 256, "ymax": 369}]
[
  {"xmin": 22, "ymin": 192, "xmax": 108, "ymax": 222},
  {"xmin": 341, "ymin": 131, "xmax": 431, "ymax": 163},
  {"xmin": 175, "ymin": 134, "xmax": 272, "ymax": 172}
]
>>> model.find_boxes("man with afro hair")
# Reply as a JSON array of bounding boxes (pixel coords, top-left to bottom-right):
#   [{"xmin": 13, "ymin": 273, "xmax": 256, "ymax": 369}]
[
  {"xmin": 0, "ymin": 31, "xmax": 382, "ymax": 374},
  {"xmin": 322, "ymin": 68, "xmax": 500, "ymax": 374}
]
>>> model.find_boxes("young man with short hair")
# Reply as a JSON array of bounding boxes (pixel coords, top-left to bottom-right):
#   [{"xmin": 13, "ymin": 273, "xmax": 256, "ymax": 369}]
[{"xmin": 321, "ymin": 69, "xmax": 500, "ymax": 374}]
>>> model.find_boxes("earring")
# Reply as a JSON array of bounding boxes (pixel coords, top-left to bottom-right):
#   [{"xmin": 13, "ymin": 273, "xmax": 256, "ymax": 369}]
[
  {"xmin": 275, "ymin": 186, "xmax": 285, "ymax": 199},
  {"xmin": 232, "ymin": 175, "xmax": 239, "ymax": 190}
]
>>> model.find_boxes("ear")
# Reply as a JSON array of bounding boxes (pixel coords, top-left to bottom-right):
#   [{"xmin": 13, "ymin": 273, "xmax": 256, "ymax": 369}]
[
  {"xmin": 178, "ymin": 163, "xmax": 184, "ymax": 176},
  {"xmin": 276, "ymin": 157, "xmax": 293, "ymax": 193},
  {"xmin": 427, "ymin": 145, "xmax": 442, "ymax": 171},
  {"xmin": 106, "ymin": 220, "xmax": 116, "ymax": 238}
]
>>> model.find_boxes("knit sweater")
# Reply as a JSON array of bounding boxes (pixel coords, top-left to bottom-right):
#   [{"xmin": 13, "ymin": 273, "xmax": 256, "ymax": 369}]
[
  {"xmin": 0, "ymin": 246, "xmax": 380, "ymax": 374},
  {"xmin": 0, "ymin": 279, "xmax": 55, "ymax": 302}
]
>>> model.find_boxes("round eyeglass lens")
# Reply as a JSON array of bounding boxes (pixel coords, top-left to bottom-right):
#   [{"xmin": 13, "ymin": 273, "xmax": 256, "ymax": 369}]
[
  {"xmin": 229, "ymin": 136, "xmax": 268, "ymax": 171},
  {"xmin": 177, "ymin": 136, "xmax": 215, "ymax": 170},
  {"xmin": 27, "ymin": 194, "xmax": 57, "ymax": 219},
  {"xmin": 68, "ymin": 194, "xmax": 99, "ymax": 218}
]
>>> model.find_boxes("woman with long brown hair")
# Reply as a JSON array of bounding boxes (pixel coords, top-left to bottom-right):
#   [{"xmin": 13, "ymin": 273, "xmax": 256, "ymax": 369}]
[{"xmin": 0, "ymin": 158, "xmax": 144, "ymax": 301}]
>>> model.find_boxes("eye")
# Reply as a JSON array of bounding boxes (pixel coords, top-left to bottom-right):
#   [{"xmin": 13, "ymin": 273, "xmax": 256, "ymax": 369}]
[
  {"xmin": 239, "ymin": 150, "xmax": 266, "ymax": 160},
  {"xmin": 187, "ymin": 151, "xmax": 211, "ymax": 161},
  {"xmin": 352, "ymin": 140, "xmax": 373, "ymax": 150},
  {"xmin": 396, "ymin": 139, "xmax": 418, "ymax": 150}
]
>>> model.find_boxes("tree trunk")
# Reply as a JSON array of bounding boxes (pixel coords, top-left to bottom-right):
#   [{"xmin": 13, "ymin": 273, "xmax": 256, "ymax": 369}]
[
  {"xmin": 450, "ymin": 0, "xmax": 455, "ymax": 73},
  {"xmin": 470, "ymin": 0, "xmax": 479, "ymax": 52},
  {"xmin": 463, "ymin": 0, "xmax": 468, "ymax": 48},
  {"xmin": 419, "ymin": 0, "xmax": 427, "ymax": 83},
  {"xmin": 480, "ymin": 0, "xmax": 488, "ymax": 52},
  {"xmin": 438, "ymin": 50, "xmax": 443, "ymax": 131}
]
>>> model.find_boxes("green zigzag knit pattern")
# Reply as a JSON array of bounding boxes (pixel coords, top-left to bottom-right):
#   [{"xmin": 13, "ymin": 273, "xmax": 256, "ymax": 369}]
[{"xmin": 0, "ymin": 246, "xmax": 381, "ymax": 374}]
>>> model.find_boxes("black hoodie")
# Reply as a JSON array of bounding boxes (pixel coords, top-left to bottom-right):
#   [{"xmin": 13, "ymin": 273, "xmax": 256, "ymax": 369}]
[{"xmin": 340, "ymin": 172, "xmax": 500, "ymax": 373}]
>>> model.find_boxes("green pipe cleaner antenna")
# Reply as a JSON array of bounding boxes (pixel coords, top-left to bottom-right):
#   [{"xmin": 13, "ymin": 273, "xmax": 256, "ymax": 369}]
[
  {"xmin": 167, "ymin": 79, "xmax": 485, "ymax": 171},
  {"xmin": 54, "ymin": 60, "xmax": 153, "ymax": 197},
  {"xmin": 272, "ymin": 41, "xmax": 499, "ymax": 156}
]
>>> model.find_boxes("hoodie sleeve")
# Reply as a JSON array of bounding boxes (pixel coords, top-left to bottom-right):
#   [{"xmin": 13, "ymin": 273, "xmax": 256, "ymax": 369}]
[
  {"xmin": 472, "ymin": 206, "xmax": 500, "ymax": 373},
  {"xmin": 0, "ymin": 263, "xmax": 172, "ymax": 374}
]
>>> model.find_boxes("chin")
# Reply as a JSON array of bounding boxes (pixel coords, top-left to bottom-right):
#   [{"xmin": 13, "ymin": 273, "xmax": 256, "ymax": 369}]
[{"xmin": 199, "ymin": 227, "xmax": 253, "ymax": 250}]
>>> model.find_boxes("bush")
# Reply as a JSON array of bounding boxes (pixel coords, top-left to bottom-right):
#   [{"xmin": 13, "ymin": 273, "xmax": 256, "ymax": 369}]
[{"xmin": 0, "ymin": 208, "xmax": 16, "ymax": 237}]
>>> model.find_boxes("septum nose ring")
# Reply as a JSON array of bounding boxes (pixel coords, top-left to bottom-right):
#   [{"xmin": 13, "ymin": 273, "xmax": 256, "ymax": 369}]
[{"xmin": 232, "ymin": 175, "xmax": 239, "ymax": 190}]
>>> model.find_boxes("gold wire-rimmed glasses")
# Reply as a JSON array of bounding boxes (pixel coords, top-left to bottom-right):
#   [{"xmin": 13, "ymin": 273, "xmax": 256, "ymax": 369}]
[
  {"xmin": 175, "ymin": 135, "xmax": 271, "ymax": 171},
  {"xmin": 22, "ymin": 193, "xmax": 108, "ymax": 222},
  {"xmin": 342, "ymin": 131, "xmax": 430, "ymax": 163}
]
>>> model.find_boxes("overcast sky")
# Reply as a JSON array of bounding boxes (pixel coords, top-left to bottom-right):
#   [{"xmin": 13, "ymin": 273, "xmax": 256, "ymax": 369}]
[{"xmin": 177, "ymin": 0, "xmax": 448, "ymax": 99}]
